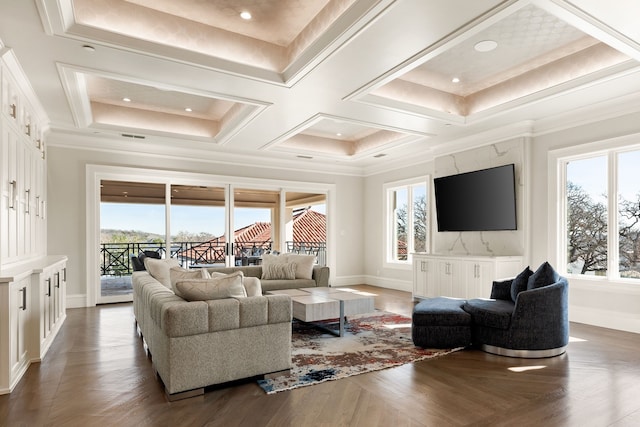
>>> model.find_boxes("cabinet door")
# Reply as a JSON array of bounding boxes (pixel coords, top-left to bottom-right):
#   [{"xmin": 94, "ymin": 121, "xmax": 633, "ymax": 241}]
[
  {"xmin": 19, "ymin": 143, "xmax": 30, "ymax": 258},
  {"xmin": 464, "ymin": 261, "xmax": 494, "ymax": 299},
  {"xmin": 4, "ymin": 129, "xmax": 19, "ymax": 261},
  {"xmin": 413, "ymin": 258, "xmax": 428, "ymax": 299},
  {"xmin": 0, "ymin": 125, "xmax": 7, "ymax": 261},
  {"xmin": 53, "ymin": 270, "xmax": 63, "ymax": 323},
  {"xmin": 435, "ymin": 259, "xmax": 456, "ymax": 296},
  {"xmin": 9, "ymin": 278, "xmax": 29, "ymax": 378},
  {"xmin": 41, "ymin": 273, "xmax": 52, "ymax": 340},
  {"xmin": 59, "ymin": 266, "xmax": 67, "ymax": 318}
]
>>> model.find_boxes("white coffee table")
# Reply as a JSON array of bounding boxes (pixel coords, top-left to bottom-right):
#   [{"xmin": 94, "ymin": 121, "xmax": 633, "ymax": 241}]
[{"xmin": 267, "ymin": 287, "xmax": 375, "ymax": 337}]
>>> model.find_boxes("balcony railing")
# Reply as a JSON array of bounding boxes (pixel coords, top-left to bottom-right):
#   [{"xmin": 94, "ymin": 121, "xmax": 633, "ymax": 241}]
[{"xmin": 100, "ymin": 240, "xmax": 327, "ymax": 276}]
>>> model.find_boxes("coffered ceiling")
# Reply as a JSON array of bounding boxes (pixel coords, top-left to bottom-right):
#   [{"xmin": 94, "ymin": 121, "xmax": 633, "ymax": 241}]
[{"xmin": 1, "ymin": 0, "xmax": 640, "ymax": 174}]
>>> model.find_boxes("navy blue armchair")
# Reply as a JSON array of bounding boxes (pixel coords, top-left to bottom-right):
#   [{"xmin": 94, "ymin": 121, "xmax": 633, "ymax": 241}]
[{"xmin": 463, "ymin": 262, "xmax": 569, "ymax": 358}]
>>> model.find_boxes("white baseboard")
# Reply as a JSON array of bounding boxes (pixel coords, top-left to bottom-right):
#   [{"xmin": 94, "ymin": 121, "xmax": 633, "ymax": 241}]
[
  {"xmin": 66, "ymin": 293, "xmax": 89, "ymax": 308},
  {"xmin": 570, "ymin": 305, "xmax": 640, "ymax": 334}
]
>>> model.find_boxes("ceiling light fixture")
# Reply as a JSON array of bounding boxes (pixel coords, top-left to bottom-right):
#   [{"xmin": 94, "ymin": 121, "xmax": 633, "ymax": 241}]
[
  {"xmin": 336, "ymin": 133, "xmax": 342, "ymax": 136},
  {"xmin": 122, "ymin": 97, "xmax": 131, "ymax": 102},
  {"xmin": 185, "ymin": 107, "xmax": 192, "ymax": 112},
  {"xmin": 452, "ymin": 77, "xmax": 460, "ymax": 83},
  {"xmin": 474, "ymin": 40, "xmax": 498, "ymax": 52},
  {"xmin": 240, "ymin": 11, "xmax": 252, "ymax": 20}
]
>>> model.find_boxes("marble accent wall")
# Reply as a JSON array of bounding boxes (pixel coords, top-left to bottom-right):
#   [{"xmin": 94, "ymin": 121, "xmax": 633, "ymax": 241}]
[{"xmin": 433, "ymin": 138, "xmax": 525, "ymax": 256}]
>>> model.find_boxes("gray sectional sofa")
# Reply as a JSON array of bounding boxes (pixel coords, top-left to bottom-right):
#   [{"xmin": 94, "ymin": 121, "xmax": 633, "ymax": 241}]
[{"xmin": 132, "ymin": 270, "xmax": 293, "ymax": 400}]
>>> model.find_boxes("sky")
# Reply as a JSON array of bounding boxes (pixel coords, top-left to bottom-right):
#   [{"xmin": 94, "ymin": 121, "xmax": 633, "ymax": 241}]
[
  {"xmin": 567, "ymin": 150, "xmax": 640, "ymax": 203},
  {"xmin": 100, "ymin": 203, "xmax": 325, "ymax": 236}
]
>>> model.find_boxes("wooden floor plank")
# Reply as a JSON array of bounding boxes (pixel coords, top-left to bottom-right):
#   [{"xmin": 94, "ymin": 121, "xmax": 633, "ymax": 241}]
[{"xmin": 1, "ymin": 285, "xmax": 639, "ymax": 426}]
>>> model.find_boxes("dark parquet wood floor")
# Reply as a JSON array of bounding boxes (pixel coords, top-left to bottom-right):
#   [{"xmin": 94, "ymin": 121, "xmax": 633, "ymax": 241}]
[{"xmin": 1, "ymin": 285, "xmax": 639, "ymax": 426}]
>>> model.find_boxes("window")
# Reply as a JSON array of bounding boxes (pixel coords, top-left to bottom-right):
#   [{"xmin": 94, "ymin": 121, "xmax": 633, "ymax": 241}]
[
  {"xmin": 384, "ymin": 178, "xmax": 428, "ymax": 264},
  {"xmin": 563, "ymin": 148, "xmax": 640, "ymax": 280}
]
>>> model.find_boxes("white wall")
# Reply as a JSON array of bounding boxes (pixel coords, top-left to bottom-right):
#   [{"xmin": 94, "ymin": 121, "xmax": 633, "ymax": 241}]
[
  {"xmin": 364, "ymin": 116, "xmax": 640, "ymax": 333},
  {"xmin": 363, "ymin": 161, "xmax": 433, "ymax": 292},
  {"xmin": 530, "ymin": 112, "xmax": 640, "ymax": 334},
  {"xmin": 47, "ymin": 142, "xmax": 364, "ymax": 306},
  {"xmin": 48, "ymin": 113, "xmax": 640, "ymax": 332}
]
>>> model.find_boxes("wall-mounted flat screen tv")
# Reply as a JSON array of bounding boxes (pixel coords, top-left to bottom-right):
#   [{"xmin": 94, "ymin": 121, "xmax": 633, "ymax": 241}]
[{"xmin": 434, "ymin": 164, "xmax": 517, "ymax": 232}]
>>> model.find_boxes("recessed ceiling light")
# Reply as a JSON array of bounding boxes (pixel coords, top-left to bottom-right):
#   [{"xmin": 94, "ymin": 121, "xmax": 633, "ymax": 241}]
[
  {"xmin": 240, "ymin": 11, "xmax": 252, "ymax": 20},
  {"xmin": 474, "ymin": 40, "xmax": 498, "ymax": 52},
  {"xmin": 122, "ymin": 97, "xmax": 131, "ymax": 102},
  {"xmin": 336, "ymin": 133, "xmax": 342, "ymax": 136},
  {"xmin": 185, "ymin": 107, "xmax": 192, "ymax": 112},
  {"xmin": 452, "ymin": 77, "xmax": 460, "ymax": 83}
]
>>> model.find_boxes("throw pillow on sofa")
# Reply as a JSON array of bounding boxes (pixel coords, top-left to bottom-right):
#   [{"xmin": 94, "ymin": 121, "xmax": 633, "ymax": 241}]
[
  {"xmin": 262, "ymin": 262, "xmax": 296, "ymax": 280},
  {"xmin": 209, "ymin": 271, "xmax": 262, "ymax": 296},
  {"xmin": 283, "ymin": 254, "xmax": 315, "ymax": 280},
  {"xmin": 175, "ymin": 271, "xmax": 247, "ymax": 301},
  {"xmin": 169, "ymin": 266, "xmax": 210, "ymax": 294},
  {"xmin": 261, "ymin": 253, "xmax": 315, "ymax": 280},
  {"xmin": 144, "ymin": 257, "xmax": 180, "ymax": 289}
]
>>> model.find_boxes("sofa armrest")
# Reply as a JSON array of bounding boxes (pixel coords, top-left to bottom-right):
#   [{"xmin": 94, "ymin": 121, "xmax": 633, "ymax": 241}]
[
  {"xmin": 490, "ymin": 278, "xmax": 513, "ymax": 301},
  {"xmin": 266, "ymin": 294, "xmax": 292, "ymax": 323},
  {"xmin": 510, "ymin": 280, "xmax": 569, "ymax": 344},
  {"xmin": 312, "ymin": 266, "xmax": 330, "ymax": 287}
]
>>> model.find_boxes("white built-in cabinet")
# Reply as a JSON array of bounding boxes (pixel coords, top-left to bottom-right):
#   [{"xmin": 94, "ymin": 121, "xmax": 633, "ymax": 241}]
[
  {"xmin": 412, "ymin": 254, "xmax": 523, "ymax": 300},
  {"xmin": 0, "ymin": 257, "xmax": 67, "ymax": 394},
  {"xmin": 1, "ymin": 51, "xmax": 47, "ymax": 266},
  {"xmin": 0, "ymin": 48, "xmax": 65, "ymax": 394}
]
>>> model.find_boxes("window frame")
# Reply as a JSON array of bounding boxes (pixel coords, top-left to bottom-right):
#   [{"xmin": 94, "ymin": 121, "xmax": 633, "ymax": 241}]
[
  {"xmin": 383, "ymin": 176, "xmax": 429, "ymax": 268},
  {"xmin": 551, "ymin": 138, "xmax": 640, "ymax": 283}
]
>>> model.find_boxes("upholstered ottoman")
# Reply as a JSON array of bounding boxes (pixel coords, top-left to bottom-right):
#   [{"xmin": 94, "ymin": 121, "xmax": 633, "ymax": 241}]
[{"xmin": 412, "ymin": 297, "xmax": 472, "ymax": 348}]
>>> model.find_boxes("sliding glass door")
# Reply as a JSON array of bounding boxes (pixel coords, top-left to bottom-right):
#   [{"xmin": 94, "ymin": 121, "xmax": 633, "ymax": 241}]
[
  {"xmin": 90, "ymin": 167, "xmax": 332, "ymax": 305},
  {"xmin": 170, "ymin": 185, "xmax": 227, "ymax": 269},
  {"xmin": 99, "ymin": 180, "xmax": 166, "ymax": 303},
  {"xmin": 285, "ymin": 192, "xmax": 327, "ymax": 265}
]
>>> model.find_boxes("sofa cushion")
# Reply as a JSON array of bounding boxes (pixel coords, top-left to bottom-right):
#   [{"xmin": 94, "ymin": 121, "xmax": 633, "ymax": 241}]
[
  {"xmin": 169, "ymin": 266, "xmax": 209, "ymax": 294},
  {"xmin": 510, "ymin": 266, "xmax": 533, "ymax": 302},
  {"xmin": 175, "ymin": 271, "xmax": 247, "ymax": 301},
  {"xmin": 262, "ymin": 262, "xmax": 296, "ymax": 280},
  {"xmin": 463, "ymin": 299, "xmax": 515, "ymax": 330},
  {"xmin": 527, "ymin": 262, "xmax": 558, "ymax": 290},
  {"xmin": 144, "ymin": 258, "xmax": 180, "ymax": 289}
]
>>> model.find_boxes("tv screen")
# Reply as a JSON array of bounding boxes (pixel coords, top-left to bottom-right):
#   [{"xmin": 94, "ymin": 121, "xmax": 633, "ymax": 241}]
[{"xmin": 434, "ymin": 164, "xmax": 517, "ymax": 231}]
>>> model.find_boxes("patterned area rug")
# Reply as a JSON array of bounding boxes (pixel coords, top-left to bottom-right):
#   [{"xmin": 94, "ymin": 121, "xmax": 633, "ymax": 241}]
[{"xmin": 257, "ymin": 311, "xmax": 461, "ymax": 394}]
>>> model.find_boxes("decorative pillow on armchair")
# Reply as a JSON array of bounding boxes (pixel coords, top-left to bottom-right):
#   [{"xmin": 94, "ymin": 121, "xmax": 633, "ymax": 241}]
[
  {"xmin": 510, "ymin": 266, "xmax": 533, "ymax": 302},
  {"xmin": 527, "ymin": 262, "xmax": 558, "ymax": 290},
  {"xmin": 175, "ymin": 271, "xmax": 247, "ymax": 301}
]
